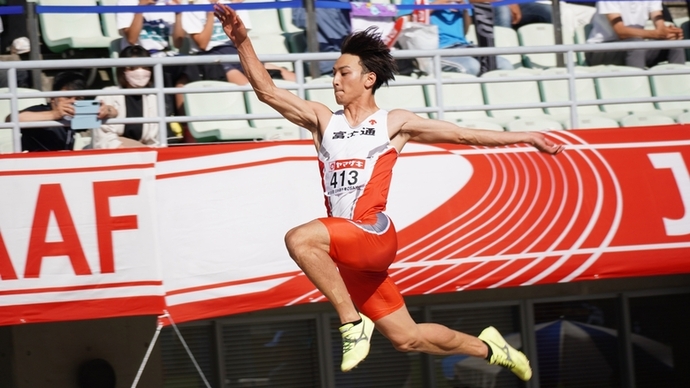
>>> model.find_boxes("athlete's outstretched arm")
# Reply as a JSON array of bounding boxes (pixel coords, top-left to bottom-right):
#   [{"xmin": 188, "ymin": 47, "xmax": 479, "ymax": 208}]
[
  {"xmin": 214, "ymin": 4, "xmax": 329, "ymax": 132},
  {"xmin": 389, "ymin": 109, "xmax": 564, "ymax": 154}
]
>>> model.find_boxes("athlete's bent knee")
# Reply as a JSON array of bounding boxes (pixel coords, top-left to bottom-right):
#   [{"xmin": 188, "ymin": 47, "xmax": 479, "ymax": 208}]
[{"xmin": 284, "ymin": 226, "xmax": 306, "ymax": 259}]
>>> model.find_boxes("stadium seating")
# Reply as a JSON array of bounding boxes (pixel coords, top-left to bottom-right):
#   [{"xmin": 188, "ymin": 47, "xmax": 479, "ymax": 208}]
[
  {"xmin": 305, "ymin": 76, "xmax": 339, "ymax": 111},
  {"xmin": 562, "ymin": 116, "xmax": 620, "ymax": 130},
  {"xmin": 539, "ymin": 66, "xmax": 613, "ymax": 125},
  {"xmin": 517, "ymin": 23, "xmax": 575, "ymax": 68},
  {"xmin": 677, "ymin": 111, "xmax": 690, "ymax": 124},
  {"xmin": 38, "ymin": 0, "xmax": 114, "ymax": 53},
  {"xmin": 481, "ymin": 68, "xmax": 549, "ymax": 124},
  {"xmin": 183, "ymin": 80, "xmax": 258, "ymax": 142},
  {"xmin": 376, "ymin": 75, "xmax": 430, "ymax": 117},
  {"xmin": 592, "ymin": 65, "xmax": 680, "ymax": 121},
  {"xmin": 649, "ymin": 63, "xmax": 690, "ymax": 115},
  {"xmin": 99, "ymin": 0, "xmax": 120, "ymax": 40},
  {"xmin": 0, "ymin": 88, "xmax": 48, "ymax": 153},
  {"xmin": 505, "ymin": 117, "xmax": 563, "ymax": 132},
  {"xmin": 458, "ymin": 120, "xmax": 505, "ymax": 132},
  {"xmin": 244, "ymin": 79, "xmax": 302, "ymax": 138},
  {"xmin": 422, "ymin": 72, "xmax": 501, "ymax": 124},
  {"xmin": 619, "ymin": 114, "xmax": 677, "ymax": 128},
  {"xmin": 465, "ymin": 25, "xmax": 522, "ymax": 68}
]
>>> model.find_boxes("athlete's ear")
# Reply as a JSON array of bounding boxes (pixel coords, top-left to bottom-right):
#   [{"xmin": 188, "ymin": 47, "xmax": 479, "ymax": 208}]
[{"xmin": 364, "ymin": 71, "xmax": 376, "ymax": 89}]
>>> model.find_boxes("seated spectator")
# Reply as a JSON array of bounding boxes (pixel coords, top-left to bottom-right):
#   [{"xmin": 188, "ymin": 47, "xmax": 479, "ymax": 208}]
[
  {"xmin": 398, "ymin": 0, "xmax": 513, "ymax": 75},
  {"xmin": 494, "ymin": 2, "xmax": 552, "ymax": 30},
  {"xmin": 182, "ymin": 0, "xmax": 295, "ymax": 83},
  {"xmin": 292, "ymin": 0, "xmax": 351, "ymax": 76},
  {"xmin": 5, "ymin": 71, "xmax": 112, "ymax": 152},
  {"xmin": 0, "ymin": 0, "xmax": 30, "ymax": 55},
  {"xmin": 117, "ymin": 0, "xmax": 201, "ymax": 113},
  {"xmin": 94, "ymin": 46, "xmax": 164, "ymax": 149},
  {"xmin": 585, "ymin": 0, "xmax": 684, "ymax": 69}
]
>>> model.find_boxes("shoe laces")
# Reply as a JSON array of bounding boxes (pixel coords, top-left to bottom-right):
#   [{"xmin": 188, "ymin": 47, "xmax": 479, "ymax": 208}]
[
  {"xmin": 342, "ymin": 335, "xmax": 357, "ymax": 353},
  {"xmin": 492, "ymin": 355, "xmax": 516, "ymax": 370},
  {"xmin": 340, "ymin": 323, "xmax": 364, "ymax": 354}
]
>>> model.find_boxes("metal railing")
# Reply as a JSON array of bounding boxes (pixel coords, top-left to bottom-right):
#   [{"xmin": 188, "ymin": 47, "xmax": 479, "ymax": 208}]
[{"xmin": 2, "ymin": 39, "xmax": 690, "ymax": 153}]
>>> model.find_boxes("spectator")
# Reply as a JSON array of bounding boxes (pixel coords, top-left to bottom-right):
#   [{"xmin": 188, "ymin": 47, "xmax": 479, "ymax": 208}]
[
  {"xmin": 93, "ymin": 46, "xmax": 163, "ymax": 149},
  {"xmin": 181, "ymin": 0, "xmax": 295, "ymax": 83},
  {"xmin": 494, "ymin": 2, "xmax": 552, "ymax": 30},
  {"xmin": 0, "ymin": 0, "xmax": 29, "ymax": 55},
  {"xmin": 292, "ymin": 0, "xmax": 351, "ymax": 76},
  {"xmin": 585, "ymin": 0, "xmax": 684, "ymax": 68},
  {"xmin": 5, "ymin": 71, "xmax": 112, "ymax": 152},
  {"xmin": 0, "ymin": 0, "xmax": 31, "ymax": 89},
  {"xmin": 495, "ymin": 1, "xmax": 596, "ymax": 47},
  {"xmin": 398, "ymin": 0, "xmax": 513, "ymax": 75},
  {"xmin": 117, "ymin": 0, "xmax": 201, "ymax": 113}
]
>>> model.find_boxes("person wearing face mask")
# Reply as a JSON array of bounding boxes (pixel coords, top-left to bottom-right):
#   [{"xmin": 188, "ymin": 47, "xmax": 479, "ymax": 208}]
[{"xmin": 94, "ymin": 46, "xmax": 163, "ymax": 149}]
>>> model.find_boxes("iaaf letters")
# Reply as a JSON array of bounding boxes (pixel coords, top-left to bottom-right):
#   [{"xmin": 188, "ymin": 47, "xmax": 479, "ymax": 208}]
[
  {"xmin": 1, "ymin": 126, "xmax": 690, "ymax": 326},
  {"xmin": 0, "ymin": 179, "xmax": 140, "ymax": 280},
  {"xmin": 0, "ymin": 151, "xmax": 164, "ymax": 325}
]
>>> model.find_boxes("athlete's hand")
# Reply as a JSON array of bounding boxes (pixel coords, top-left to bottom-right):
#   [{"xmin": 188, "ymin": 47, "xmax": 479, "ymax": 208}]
[
  {"xmin": 529, "ymin": 132, "xmax": 564, "ymax": 155},
  {"xmin": 214, "ymin": 3, "xmax": 248, "ymax": 46}
]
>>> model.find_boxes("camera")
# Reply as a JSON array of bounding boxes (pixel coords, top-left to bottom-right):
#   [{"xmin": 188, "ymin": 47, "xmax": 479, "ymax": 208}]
[{"xmin": 71, "ymin": 100, "xmax": 101, "ymax": 130}]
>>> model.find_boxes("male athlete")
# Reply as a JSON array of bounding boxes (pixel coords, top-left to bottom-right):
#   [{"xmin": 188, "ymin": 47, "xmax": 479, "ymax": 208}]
[{"xmin": 215, "ymin": 3, "xmax": 564, "ymax": 380}]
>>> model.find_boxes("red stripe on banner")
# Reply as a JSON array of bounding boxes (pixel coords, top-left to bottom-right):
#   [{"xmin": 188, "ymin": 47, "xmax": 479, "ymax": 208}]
[
  {"xmin": 0, "ymin": 163, "xmax": 155, "ymax": 176},
  {"xmin": 165, "ymin": 275, "xmax": 319, "ymax": 324},
  {"xmin": 156, "ymin": 141, "xmax": 303, "ymax": 162},
  {"xmin": 0, "ymin": 296, "xmax": 165, "ymax": 325},
  {"xmin": 0, "ymin": 147, "xmax": 156, "ymax": 160},
  {"xmin": 156, "ymin": 156, "xmax": 316, "ymax": 180},
  {"xmin": 0, "ymin": 280, "xmax": 163, "ymax": 296},
  {"xmin": 574, "ymin": 248, "xmax": 690, "ymax": 281},
  {"xmin": 165, "ymin": 271, "xmax": 302, "ymax": 296}
]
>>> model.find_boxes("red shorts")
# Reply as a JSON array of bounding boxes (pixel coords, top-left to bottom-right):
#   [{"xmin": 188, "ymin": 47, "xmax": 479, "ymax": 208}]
[{"xmin": 319, "ymin": 213, "xmax": 404, "ymax": 321}]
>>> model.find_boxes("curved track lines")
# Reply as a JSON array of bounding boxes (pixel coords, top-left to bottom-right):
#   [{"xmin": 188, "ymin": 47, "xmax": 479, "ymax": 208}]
[
  {"xmin": 401, "ymin": 148, "xmax": 531, "ymax": 294},
  {"xmin": 392, "ymin": 134, "xmax": 621, "ymax": 294}
]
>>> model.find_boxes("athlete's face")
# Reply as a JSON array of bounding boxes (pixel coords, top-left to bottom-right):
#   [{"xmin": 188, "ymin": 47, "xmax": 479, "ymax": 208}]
[{"xmin": 332, "ymin": 54, "xmax": 376, "ymax": 105}]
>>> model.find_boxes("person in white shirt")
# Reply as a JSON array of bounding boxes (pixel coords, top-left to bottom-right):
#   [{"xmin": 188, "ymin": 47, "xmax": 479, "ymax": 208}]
[
  {"xmin": 181, "ymin": 0, "xmax": 294, "ymax": 84},
  {"xmin": 117, "ymin": 0, "xmax": 201, "ymax": 113},
  {"xmin": 586, "ymin": 0, "xmax": 684, "ymax": 69},
  {"xmin": 94, "ymin": 45, "xmax": 163, "ymax": 149}
]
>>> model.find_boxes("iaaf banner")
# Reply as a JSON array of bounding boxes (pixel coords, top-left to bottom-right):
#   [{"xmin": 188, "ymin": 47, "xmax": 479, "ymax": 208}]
[{"xmin": 1, "ymin": 125, "xmax": 690, "ymax": 325}]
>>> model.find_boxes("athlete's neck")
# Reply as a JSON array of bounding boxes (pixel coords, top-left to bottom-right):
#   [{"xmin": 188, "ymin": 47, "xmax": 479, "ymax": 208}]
[{"xmin": 342, "ymin": 101, "xmax": 379, "ymax": 128}]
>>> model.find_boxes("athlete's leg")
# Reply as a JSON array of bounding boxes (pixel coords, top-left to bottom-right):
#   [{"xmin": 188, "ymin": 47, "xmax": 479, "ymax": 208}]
[
  {"xmin": 375, "ymin": 305, "xmax": 532, "ymax": 381},
  {"xmin": 375, "ymin": 306, "xmax": 488, "ymax": 357},
  {"xmin": 284, "ymin": 219, "xmax": 360, "ymax": 325}
]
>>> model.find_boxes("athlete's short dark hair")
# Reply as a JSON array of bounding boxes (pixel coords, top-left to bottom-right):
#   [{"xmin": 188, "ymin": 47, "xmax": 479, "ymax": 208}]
[{"xmin": 341, "ymin": 27, "xmax": 396, "ymax": 93}]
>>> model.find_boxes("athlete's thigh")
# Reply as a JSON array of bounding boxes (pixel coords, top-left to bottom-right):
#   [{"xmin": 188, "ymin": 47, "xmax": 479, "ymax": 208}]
[
  {"xmin": 319, "ymin": 214, "xmax": 397, "ymax": 271},
  {"xmin": 339, "ymin": 267, "xmax": 405, "ymax": 321}
]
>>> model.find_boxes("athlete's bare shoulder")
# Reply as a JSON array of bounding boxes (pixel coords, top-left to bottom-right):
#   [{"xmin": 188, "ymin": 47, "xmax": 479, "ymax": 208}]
[{"xmin": 387, "ymin": 109, "xmax": 420, "ymax": 149}]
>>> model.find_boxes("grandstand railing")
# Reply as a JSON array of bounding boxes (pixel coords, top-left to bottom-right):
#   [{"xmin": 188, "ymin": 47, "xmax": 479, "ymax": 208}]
[{"xmin": 2, "ymin": 39, "xmax": 690, "ymax": 153}]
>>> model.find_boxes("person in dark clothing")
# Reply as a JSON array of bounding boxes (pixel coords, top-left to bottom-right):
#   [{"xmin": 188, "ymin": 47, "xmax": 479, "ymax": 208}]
[{"xmin": 6, "ymin": 71, "xmax": 112, "ymax": 152}]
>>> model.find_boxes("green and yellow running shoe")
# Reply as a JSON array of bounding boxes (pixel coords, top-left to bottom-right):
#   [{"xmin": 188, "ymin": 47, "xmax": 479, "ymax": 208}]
[
  {"xmin": 479, "ymin": 326, "xmax": 532, "ymax": 381},
  {"xmin": 339, "ymin": 313, "xmax": 375, "ymax": 372}
]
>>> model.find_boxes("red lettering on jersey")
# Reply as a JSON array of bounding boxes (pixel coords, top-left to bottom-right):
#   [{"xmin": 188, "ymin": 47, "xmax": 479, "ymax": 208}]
[
  {"xmin": 330, "ymin": 159, "xmax": 366, "ymax": 170},
  {"xmin": 0, "ymin": 231, "xmax": 17, "ymax": 280},
  {"xmin": 93, "ymin": 179, "xmax": 140, "ymax": 274},
  {"xmin": 25, "ymin": 184, "xmax": 90, "ymax": 278}
]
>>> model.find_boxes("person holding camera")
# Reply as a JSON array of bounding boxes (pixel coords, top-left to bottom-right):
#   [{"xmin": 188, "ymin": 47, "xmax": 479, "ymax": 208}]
[{"xmin": 5, "ymin": 71, "xmax": 112, "ymax": 152}]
